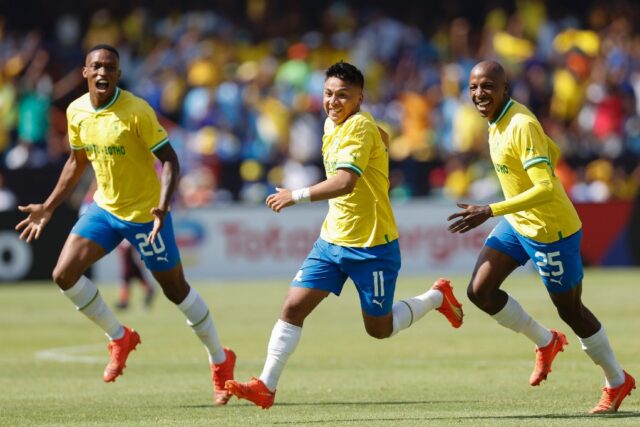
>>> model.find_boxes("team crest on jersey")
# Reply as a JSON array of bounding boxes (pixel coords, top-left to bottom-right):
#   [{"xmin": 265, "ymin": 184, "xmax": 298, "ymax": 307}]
[
  {"xmin": 495, "ymin": 163, "xmax": 509, "ymax": 174},
  {"xmin": 323, "ymin": 159, "xmax": 337, "ymax": 174}
]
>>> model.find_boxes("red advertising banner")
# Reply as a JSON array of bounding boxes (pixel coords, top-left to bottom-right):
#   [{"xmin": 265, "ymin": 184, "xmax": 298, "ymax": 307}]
[{"xmin": 575, "ymin": 201, "xmax": 636, "ymax": 266}]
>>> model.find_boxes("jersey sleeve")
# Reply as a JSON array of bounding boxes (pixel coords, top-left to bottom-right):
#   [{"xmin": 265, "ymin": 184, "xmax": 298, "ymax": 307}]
[
  {"xmin": 490, "ymin": 162, "xmax": 554, "ymax": 216},
  {"xmin": 335, "ymin": 118, "xmax": 373, "ymax": 176},
  {"xmin": 66, "ymin": 108, "xmax": 84, "ymax": 150},
  {"xmin": 135, "ymin": 101, "xmax": 170, "ymax": 152},
  {"xmin": 517, "ymin": 120, "xmax": 551, "ymax": 170}
]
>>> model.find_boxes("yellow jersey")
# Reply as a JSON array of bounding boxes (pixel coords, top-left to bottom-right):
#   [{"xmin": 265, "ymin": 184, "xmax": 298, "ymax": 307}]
[
  {"xmin": 319, "ymin": 111, "xmax": 398, "ymax": 247},
  {"xmin": 67, "ymin": 88, "xmax": 170, "ymax": 222},
  {"xmin": 488, "ymin": 99, "xmax": 581, "ymax": 242}
]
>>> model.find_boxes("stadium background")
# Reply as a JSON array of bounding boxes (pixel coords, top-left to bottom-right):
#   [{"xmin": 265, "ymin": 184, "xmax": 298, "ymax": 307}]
[{"xmin": 0, "ymin": 0, "xmax": 639, "ymax": 281}]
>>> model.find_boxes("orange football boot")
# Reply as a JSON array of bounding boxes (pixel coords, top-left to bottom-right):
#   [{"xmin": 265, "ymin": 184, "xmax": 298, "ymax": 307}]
[
  {"xmin": 225, "ymin": 377, "xmax": 275, "ymax": 409},
  {"xmin": 211, "ymin": 348, "xmax": 236, "ymax": 405},
  {"xmin": 529, "ymin": 329, "xmax": 567, "ymax": 386},
  {"xmin": 432, "ymin": 278, "xmax": 463, "ymax": 328},
  {"xmin": 103, "ymin": 326, "xmax": 141, "ymax": 382},
  {"xmin": 590, "ymin": 371, "xmax": 636, "ymax": 414}
]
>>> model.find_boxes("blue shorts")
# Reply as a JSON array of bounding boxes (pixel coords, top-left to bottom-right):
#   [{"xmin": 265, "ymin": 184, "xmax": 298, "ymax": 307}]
[
  {"xmin": 485, "ymin": 218, "xmax": 584, "ymax": 293},
  {"xmin": 71, "ymin": 203, "xmax": 181, "ymax": 272},
  {"xmin": 292, "ymin": 238, "xmax": 401, "ymax": 316}
]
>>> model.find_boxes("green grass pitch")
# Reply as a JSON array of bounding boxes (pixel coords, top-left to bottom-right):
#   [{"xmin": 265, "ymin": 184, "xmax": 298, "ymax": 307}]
[{"xmin": 1, "ymin": 268, "xmax": 638, "ymax": 426}]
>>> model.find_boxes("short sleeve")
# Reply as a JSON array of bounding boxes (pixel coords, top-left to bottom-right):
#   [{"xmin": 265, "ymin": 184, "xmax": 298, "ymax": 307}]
[
  {"xmin": 135, "ymin": 101, "xmax": 170, "ymax": 152},
  {"xmin": 517, "ymin": 121, "xmax": 551, "ymax": 170},
  {"xmin": 66, "ymin": 108, "xmax": 84, "ymax": 150},
  {"xmin": 335, "ymin": 118, "xmax": 373, "ymax": 176}
]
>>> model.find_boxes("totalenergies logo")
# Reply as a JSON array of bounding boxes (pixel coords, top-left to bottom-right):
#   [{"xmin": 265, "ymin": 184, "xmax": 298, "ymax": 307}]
[
  {"xmin": 174, "ymin": 219, "xmax": 206, "ymax": 248},
  {"xmin": 220, "ymin": 221, "xmax": 320, "ymax": 261}
]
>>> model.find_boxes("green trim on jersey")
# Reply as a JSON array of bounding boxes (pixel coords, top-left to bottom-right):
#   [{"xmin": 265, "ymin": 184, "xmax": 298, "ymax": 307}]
[
  {"xmin": 94, "ymin": 87, "xmax": 121, "ymax": 112},
  {"xmin": 490, "ymin": 98, "xmax": 514, "ymax": 126},
  {"xmin": 150, "ymin": 137, "xmax": 170, "ymax": 152},
  {"xmin": 523, "ymin": 156, "xmax": 551, "ymax": 170},
  {"xmin": 336, "ymin": 162, "xmax": 363, "ymax": 176}
]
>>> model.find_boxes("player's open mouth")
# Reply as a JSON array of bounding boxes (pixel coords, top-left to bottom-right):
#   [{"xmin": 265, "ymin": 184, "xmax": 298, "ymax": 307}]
[
  {"xmin": 475, "ymin": 99, "xmax": 490, "ymax": 112},
  {"xmin": 96, "ymin": 79, "xmax": 109, "ymax": 90}
]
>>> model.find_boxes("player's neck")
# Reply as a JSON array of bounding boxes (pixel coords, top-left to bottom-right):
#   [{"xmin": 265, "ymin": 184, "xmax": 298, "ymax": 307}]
[
  {"xmin": 489, "ymin": 97, "xmax": 513, "ymax": 124},
  {"xmin": 90, "ymin": 87, "xmax": 119, "ymax": 110},
  {"xmin": 333, "ymin": 109, "xmax": 360, "ymax": 126}
]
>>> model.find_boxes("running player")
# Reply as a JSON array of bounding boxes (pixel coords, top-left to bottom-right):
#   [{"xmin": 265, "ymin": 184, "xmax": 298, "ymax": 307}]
[
  {"xmin": 447, "ymin": 60, "xmax": 635, "ymax": 414},
  {"xmin": 225, "ymin": 61, "xmax": 463, "ymax": 409},
  {"xmin": 15, "ymin": 44, "xmax": 236, "ymax": 405}
]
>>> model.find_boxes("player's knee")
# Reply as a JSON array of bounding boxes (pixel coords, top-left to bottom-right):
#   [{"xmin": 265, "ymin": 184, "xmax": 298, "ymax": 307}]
[
  {"xmin": 161, "ymin": 285, "xmax": 188, "ymax": 304},
  {"xmin": 467, "ymin": 283, "xmax": 495, "ymax": 310},
  {"xmin": 366, "ymin": 328, "xmax": 390, "ymax": 339},
  {"xmin": 153, "ymin": 272, "xmax": 189, "ymax": 304},
  {"xmin": 280, "ymin": 303, "xmax": 308, "ymax": 325},
  {"xmin": 52, "ymin": 267, "xmax": 78, "ymax": 289},
  {"xmin": 554, "ymin": 302, "xmax": 580, "ymax": 323},
  {"xmin": 364, "ymin": 322, "xmax": 392, "ymax": 339},
  {"xmin": 466, "ymin": 284, "xmax": 484, "ymax": 306}
]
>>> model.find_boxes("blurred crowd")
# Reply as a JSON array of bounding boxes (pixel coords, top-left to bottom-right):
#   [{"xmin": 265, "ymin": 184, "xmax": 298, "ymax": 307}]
[{"xmin": 0, "ymin": 0, "xmax": 639, "ymax": 212}]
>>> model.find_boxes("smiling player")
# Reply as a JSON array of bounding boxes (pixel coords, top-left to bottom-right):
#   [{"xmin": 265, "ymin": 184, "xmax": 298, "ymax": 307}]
[
  {"xmin": 447, "ymin": 60, "xmax": 635, "ymax": 414},
  {"xmin": 225, "ymin": 61, "xmax": 464, "ymax": 409},
  {"xmin": 15, "ymin": 44, "xmax": 236, "ymax": 405}
]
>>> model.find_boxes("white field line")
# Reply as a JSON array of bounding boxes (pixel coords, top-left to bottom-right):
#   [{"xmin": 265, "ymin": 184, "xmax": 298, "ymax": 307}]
[{"xmin": 35, "ymin": 344, "xmax": 105, "ymax": 364}]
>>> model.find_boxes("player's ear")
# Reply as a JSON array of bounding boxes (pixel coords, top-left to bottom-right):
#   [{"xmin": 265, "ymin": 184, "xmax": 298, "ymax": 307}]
[{"xmin": 82, "ymin": 66, "xmax": 88, "ymax": 79}]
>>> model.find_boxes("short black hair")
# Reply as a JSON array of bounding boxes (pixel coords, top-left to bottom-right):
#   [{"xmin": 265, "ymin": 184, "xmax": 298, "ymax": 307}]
[
  {"xmin": 86, "ymin": 44, "xmax": 120, "ymax": 60},
  {"xmin": 325, "ymin": 61, "xmax": 364, "ymax": 89}
]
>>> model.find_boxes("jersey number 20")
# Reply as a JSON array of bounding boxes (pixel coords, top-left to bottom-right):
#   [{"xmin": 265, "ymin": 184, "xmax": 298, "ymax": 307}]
[{"xmin": 135, "ymin": 233, "xmax": 166, "ymax": 256}]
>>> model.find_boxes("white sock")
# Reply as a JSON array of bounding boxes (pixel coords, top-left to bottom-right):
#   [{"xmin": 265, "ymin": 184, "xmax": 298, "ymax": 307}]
[
  {"xmin": 492, "ymin": 295, "xmax": 553, "ymax": 348},
  {"xmin": 579, "ymin": 326, "xmax": 625, "ymax": 388},
  {"xmin": 177, "ymin": 287, "xmax": 225, "ymax": 364},
  {"xmin": 259, "ymin": 319, "xmax": 302, "ymax": 392},
  {"xmin": 390, "ymin": 289, "xmax": 443, "ymax": 336},
  {"xmin": 62, "ymin": 276, "xmax": 123, "ymax": 340}
]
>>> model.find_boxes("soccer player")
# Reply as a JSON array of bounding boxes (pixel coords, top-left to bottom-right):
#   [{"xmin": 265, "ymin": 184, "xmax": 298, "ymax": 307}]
[
  {"xmin": 225, "ymin": 61, "xmax": 464, "ymax": 409},
  {"xmin": 15, "ymin": 44, "xmax": 236, "ymax": 405},
  {"xmin": 447, "ymin": 60, "xmax": 635, "ymax": 414}
]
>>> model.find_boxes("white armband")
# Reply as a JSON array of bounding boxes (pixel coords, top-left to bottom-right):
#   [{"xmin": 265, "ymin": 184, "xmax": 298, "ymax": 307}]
[{"xmin": 291, "ymin": 187, "xmax": 311, "ymax": 204}]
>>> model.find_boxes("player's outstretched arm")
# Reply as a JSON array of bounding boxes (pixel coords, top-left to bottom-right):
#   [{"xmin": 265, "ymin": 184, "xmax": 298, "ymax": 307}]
[
  {"xmin": 149, "ymin": 144, "xmax": 180, "ymax": 243},
  {"xmin": 447, "ymin": 203, "xmax": 493, "ymax": 234},
  {"xmin": 15, "ymin": 150, "xmax": 89, "ymax": 242},
  {"xmin": 265, "ymin": 169, "xmax": 358, "ymax": 213}
]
